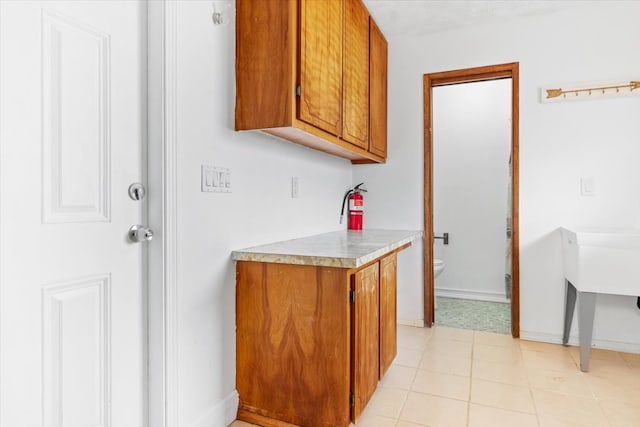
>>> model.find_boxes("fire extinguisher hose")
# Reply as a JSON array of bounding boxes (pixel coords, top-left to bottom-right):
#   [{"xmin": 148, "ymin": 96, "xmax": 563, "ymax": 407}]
[{"xmin": 340, "ymin": 189, "xmax": 354, "ymax": 224}]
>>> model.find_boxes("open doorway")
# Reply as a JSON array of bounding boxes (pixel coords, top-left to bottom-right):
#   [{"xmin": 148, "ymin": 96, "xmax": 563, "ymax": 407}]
[{"xmin": 423, "ymin": 63, "xmax": 520, "ymax": 337}]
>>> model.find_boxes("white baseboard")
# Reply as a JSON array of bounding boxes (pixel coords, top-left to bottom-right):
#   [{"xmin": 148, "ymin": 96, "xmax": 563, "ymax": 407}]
[
  {"xmin": 188, "ymin": 389, "xmax": 239, "ymax": 427},
  {"xmin": 398, "ymin": 318, "xmax": 425, "ymax": 327},
  {"xmin": 520, "ymin": 330, "xmax": 640, "ymax": 354},
  {"xmin": 435, "ymin": 287, "xmax": 509, "ymax": 303}
]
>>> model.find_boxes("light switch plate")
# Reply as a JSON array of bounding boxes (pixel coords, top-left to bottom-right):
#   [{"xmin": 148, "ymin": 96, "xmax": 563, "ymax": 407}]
[
  {"xmin": 580, "ymin": 177, "xmax": 595, "ymax": 197},
  {"xmin": 202, "ymin": 165, "xmax": 231, "ymax": 193}
]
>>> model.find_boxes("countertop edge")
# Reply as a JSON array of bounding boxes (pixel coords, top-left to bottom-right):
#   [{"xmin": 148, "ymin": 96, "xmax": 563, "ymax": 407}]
[
  {"xmin": 231, "ymin": 252, "xmax": 358, "ymax": 268},
  {"xmin": 231, "ymin": 230, "xmax": 422, "ymax": 268}
]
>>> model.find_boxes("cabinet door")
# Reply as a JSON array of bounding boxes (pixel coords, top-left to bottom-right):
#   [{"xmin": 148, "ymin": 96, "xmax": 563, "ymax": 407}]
[
  {"xmin": 369, "ymin": 18, "xmax": 387, "ymax": 157},
  {"xmin": 236, "ymin": 262, "xmax": 351, "ymax": 427},
  {"xmin": 299, "ymin": 0, "xmax": 342, "ymax": 136},
  {"xmin": 235, "ymin": 0, "xmax": 294, "ymax": 130},
  {"xmin": 379, "ymin": 253, "xmax": 397, "ymax": 377},
  {"xmin": 351, "ymin": 262, "xmax": 379, "ymax": 422},
  {"xmin": 342, "ymin": 0, "xmax": 369, "ymax": 149}
]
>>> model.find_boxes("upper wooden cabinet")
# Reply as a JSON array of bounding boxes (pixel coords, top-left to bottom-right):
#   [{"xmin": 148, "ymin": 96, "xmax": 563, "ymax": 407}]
[
  {"xmin": 369, "ymin": 18, "xmax": 388, "ymax": 158},
  {"xmin": 342, "ymin": 0, "xmax": 370, "ymax": 149},
  {"xmin": 235, "ymin": 0, "xmax": 388, "ymax": 164},
  {"xmin": 299, "ymin": 0, "xmax": 343, "ymax": 136}
]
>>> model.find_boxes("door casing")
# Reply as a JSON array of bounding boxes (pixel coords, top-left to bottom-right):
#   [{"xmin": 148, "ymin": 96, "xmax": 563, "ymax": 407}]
[
  {"xmin": 147, "ymin": 1, "xmax": 179, "ymax": 425},
  {"xmin": 423, "ymin": 62, "xmax": 520, "ymax": 337}
]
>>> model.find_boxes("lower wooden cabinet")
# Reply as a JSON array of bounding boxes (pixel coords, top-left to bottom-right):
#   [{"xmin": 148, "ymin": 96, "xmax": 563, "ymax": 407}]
[
  {"xmin": 379, "ymin": 253, "xmax": 397, "ymax": 377},
  {"xmin": 351, "ymin": 262, "xmax": 379, "ymax": 421},
  {"xmin": 236, "ymin": 262, "xmax": 350, "ymax": 427},
  {"xmin": 236, "ymin": 252, "xmax": 400, "ymax": 427}
]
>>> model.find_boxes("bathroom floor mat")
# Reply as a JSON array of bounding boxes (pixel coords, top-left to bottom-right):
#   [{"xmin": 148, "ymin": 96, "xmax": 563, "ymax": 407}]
[{"xmin": 435, "ymin": 297, "xmax": 511, "ymax": 335}]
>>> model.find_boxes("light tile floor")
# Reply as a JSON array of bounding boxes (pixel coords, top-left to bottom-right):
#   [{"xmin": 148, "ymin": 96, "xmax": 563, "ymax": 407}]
[{"xmin": 229, "ymin": 325, "xmax": 640, "ymax": 427}]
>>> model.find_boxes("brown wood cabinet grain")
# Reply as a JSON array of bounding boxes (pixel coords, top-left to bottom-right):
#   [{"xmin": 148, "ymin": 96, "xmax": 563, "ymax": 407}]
[
  {"xmin": 342, "ymin": 0, "xmax": 370, "ymax": 149},
  {"xmin": 235, "ymin": 0, "xmax": 387, "ymax": 164},
  {"xmin": 236, "ymin": 251, "xmax": 405, "ymax": 426},
  {"xmin": 350, "ymin": 262, "xmax": 379, "ymax": 421},
  {"xmin": 235, "ymin": 0, "xmax": 294, "ymax": 131},
  {"xmin": 299, "ymin": 0, "xmax": 343, "ymax": 136},
  {"xmin": 236, "ymin": 262, "xmax": 351, "ymax": 427},
  {"xmin": 369, "ymin": 18, "xmax": 388, "ymax": 158},
  {"xmin": 379, "ymin": 253, "xmax": 397, "ymax": 377}
]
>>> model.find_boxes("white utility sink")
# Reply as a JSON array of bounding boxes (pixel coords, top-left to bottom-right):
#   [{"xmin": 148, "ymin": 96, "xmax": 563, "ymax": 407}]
[
  {"xmin": 561, "ymin": 226, "xmax": 640, "ymax": 296},
  {"xmin": 560, "ymin": 226, "xmax": 640, "ymax": 372}
]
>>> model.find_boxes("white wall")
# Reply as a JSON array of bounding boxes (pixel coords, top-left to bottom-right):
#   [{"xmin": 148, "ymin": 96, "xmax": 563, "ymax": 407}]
[
  {"xmin": 174, "ymin": 1, "xmax": 640, "ymax": 424},
  {"xmin": 354, "ymin": 1, "xmax": 640, "ymax": 350},
  {"xmin": 433, "ymin": 80, "xmax": 511, "ymax": 300},
  {"xmin": 173, "ymin": 2, "xmax": 353, "ymax": 425}
]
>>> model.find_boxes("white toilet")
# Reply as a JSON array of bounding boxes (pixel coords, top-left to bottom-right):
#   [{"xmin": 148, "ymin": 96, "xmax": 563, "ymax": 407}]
[
  {"xmin": 434, "ymin": 258, "xmax": 445, "ymax": 278},
  {"xmin": 434, "ymin": 258, "xmax": 445, "ymax": 311}
]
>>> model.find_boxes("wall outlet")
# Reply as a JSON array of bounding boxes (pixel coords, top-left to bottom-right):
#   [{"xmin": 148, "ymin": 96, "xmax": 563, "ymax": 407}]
[
  {"xmin": 202, "ymin": 165, "xmax": 231, "ymax": 193},
  {"xmin": 291, "ymin": 177, "xmax": 299, "ymax": 198}
]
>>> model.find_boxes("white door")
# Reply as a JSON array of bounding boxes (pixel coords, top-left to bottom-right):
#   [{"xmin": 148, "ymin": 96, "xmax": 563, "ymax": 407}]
[{"xmin": 0, "ymin": 1, "xmax": 148, "ymax": 426}]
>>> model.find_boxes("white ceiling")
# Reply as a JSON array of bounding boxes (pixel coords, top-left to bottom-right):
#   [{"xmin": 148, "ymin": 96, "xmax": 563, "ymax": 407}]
[{"xmin": 362, "ymin": 0, "xmax": 564, "ymax": 37}]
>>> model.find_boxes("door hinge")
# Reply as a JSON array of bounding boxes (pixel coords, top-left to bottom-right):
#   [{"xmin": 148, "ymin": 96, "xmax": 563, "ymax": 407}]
[
  {"xmin": 296, "ymin": 85, "xmax": 301, "ymax": 97},
  {"xmin": 349, "ymin": 392, "xmax": 355, "ymax": 408},
  {"xmin": 349, "ymin": 289, "xmax": 356, "ymax": 304}
]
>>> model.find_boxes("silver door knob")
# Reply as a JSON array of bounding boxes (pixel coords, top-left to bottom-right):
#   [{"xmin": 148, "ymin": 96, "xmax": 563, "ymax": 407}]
[{"xmin": 129, "ymin": 225, "xmax": 154, "ymax": 243}]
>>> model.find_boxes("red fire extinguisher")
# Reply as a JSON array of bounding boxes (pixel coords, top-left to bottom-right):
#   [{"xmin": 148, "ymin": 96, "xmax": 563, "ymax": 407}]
[{"xmin": 340, "ymin": 183, "xmax": 367, "ymax": 231}]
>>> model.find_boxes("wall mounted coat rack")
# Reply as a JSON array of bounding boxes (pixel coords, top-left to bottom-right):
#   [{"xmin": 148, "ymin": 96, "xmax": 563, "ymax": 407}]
[{"xmin": 541, "ymin": 80, "xmax": 640, "ymax": 103}]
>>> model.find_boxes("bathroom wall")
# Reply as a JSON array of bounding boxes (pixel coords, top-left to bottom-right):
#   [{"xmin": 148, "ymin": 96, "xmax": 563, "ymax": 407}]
[
  {"xmin": 355, "ymin": 1, "xmax": 640, "ymax": 350},
  {"xmin": 432, "ymin": 80, "xmax": 512, "ymax": 301},
  {"xmin": 171, "ymin": 2, "xmax": 353, "ymax": 426}
]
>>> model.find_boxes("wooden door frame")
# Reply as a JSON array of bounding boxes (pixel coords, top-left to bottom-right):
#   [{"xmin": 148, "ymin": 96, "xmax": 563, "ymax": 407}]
[{"xmin": 423, "ymin": 62, "xmax": 520, "ymax": 337}]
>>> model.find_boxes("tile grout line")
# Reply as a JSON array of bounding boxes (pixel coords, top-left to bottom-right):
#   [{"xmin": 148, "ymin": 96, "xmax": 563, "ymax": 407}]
[
  {"xmin": 466, "ymin": 331, "xmax": 476, "ymax": 427},
  {"xmin": 519, "ymin": 337, "xmax": 543, "ymax": 427},
  {"xmin": 393, "ymin": 327, "xmax": 433, "ymax": 427}
]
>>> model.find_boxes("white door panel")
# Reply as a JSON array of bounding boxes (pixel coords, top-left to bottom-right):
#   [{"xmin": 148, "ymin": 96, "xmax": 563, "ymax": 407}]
[{"xmin": 1, "ymin": 1, "xmax": 147, "ymax": 426}]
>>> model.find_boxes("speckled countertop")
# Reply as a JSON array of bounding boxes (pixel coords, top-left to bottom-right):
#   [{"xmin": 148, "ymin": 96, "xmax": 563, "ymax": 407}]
[{"xmin": 231, "ymin": 229, "xmax": 423, "ymax": 268}]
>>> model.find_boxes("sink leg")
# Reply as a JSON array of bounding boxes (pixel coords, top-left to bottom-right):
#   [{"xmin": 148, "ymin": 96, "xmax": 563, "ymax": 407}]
[
  {"xmin": 562, "ymin": 280, "xmax": 576, "ymax": 346},
  {"xmin": 577, "ymin": 291, "xmax": 596, "ymax": 372}
]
